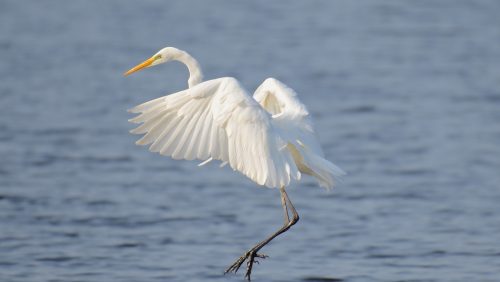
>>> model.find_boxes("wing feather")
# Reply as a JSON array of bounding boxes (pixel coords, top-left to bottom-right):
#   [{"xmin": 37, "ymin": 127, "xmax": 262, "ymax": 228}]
[
  {"xmin": 183, "ymin": 101, "xmax": 210, "ymax": 160},
  {"xmin": 253, "ymin": 78, "xmax": 345, "ymax": 189},
  {"xmin": 130, "ymin": 111, "xmax": 166, "ymax": 134},
  {"xmin": 172, "ymin": 107, "xmax": 204, "ymax": 159},
  {"xmin": 129, "ymin": 105, "xmax": 167, "ymax": 124},
  {"xmin": 129, "ymin": 77, "xmax": 302, "ymax": 188},
  {"xmin": 136, "ymin": 112, "xmax": 172, "ymax": 146},
  {"xmin": 196, "ymin": 111, "xmax": 214, "ymax": 160},
  {"xmin": 149, "ymin": 114, "xmax": 181, "ymax": 152},
  {"xmin": 159, "ymin": 114, "xmax": 191, "ymax": 158}
]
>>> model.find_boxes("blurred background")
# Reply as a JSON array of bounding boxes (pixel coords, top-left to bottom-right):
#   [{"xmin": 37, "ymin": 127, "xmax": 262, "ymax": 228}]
[{"xmin": 1, "ymin": 1, "xmax": 500, "ymax": 281}]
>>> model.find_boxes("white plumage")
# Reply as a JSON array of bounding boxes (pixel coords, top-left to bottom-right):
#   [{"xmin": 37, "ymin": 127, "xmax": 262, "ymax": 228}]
[
  {"xmin": 124, "ymin": 46, "xmax": 345, "ymax": 280},
  {"xmin": 128, "ymin": 66, "xmax": 344, "ymax": 189}
]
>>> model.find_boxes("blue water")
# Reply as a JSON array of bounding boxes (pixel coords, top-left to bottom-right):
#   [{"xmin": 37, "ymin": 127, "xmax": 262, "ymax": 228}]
[{"xmin": 1, "ymin": 1, "xmax": 500, "ymax": 281}]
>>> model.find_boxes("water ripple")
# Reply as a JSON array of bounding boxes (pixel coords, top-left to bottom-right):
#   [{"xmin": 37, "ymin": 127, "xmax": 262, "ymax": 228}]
[{"xmin": 2, "ymin": 1, "xmax": 500, "ymax": 282}]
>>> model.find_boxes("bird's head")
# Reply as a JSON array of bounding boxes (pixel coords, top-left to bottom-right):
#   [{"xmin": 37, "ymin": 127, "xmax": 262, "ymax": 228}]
[{"xmin": 124, "ymin": 47, "xmax": 181, "ymax": 76}]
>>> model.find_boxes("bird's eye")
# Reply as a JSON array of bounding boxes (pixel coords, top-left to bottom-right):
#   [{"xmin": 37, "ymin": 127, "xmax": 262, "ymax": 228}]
[{"xmin": 154, "ymin": 54, "xmax": 162, "ymax": 60}]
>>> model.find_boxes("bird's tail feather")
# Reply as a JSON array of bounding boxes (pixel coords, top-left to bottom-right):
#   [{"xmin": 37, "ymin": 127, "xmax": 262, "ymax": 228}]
[{"xmin": 303, "ymin": 153, "xmax": 346, "ymax": 190}]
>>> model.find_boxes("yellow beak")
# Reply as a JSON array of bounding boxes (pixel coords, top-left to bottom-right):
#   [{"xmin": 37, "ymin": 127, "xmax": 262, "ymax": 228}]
[{"xmin": 124, "ymin": 56, "xmax": 155, "ymax": 76}]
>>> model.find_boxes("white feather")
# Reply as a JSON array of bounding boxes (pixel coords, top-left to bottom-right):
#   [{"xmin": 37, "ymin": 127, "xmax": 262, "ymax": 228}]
[
  {"xmin": 129, "ymin": 75, "xmax": 344, "ymax": 189},
  {"xmin": 253, "ymin": 77, "xmax": 345, "ymax": 189}
]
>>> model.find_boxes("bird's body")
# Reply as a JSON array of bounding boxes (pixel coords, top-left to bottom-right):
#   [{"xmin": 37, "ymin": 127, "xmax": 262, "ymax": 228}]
[{"xmin": 125, "ymin": 47, "xmax": 344, "ymax": 280}]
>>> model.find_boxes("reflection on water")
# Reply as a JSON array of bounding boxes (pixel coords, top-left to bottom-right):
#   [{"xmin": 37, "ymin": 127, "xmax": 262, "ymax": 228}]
[{"xmin": 1, "ymin": 1, "xmax": 500, "ymax": 281}]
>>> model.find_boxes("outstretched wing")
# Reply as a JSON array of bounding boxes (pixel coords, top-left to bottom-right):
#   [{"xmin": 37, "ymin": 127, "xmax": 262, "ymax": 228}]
[
  {"xmin": 253, "ymin": 78, "xmax": 345, "ymax": 189},
  {"xmin": 129, "ymin": 77, "xmax": 300, "ymax": 188}
]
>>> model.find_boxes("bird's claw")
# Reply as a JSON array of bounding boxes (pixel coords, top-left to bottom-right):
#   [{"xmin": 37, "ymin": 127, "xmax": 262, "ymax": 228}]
[{"xmin": 224, "ymin": 250, "xmax": 268, "ymax": 281}]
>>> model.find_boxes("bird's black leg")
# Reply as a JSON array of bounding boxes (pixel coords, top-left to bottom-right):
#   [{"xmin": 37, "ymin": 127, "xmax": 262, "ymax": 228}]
[
  {"xmin": 281, "ymin": 188, "xmax": 291, "ymax": 224},
  {"xmin": 224, "ymin": 187, "xmax": 299, "ymax": 281}
]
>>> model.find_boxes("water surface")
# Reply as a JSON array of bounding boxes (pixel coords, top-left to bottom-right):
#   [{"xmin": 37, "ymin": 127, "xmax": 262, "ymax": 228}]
[{"xmin": 1, "ymin": 1, "xmax": 500, "ymax": 281}]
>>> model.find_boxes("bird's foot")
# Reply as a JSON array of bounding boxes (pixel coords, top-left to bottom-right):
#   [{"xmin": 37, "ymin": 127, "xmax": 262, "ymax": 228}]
[{"xmin": 224, "ymin": 249, "xmax": 268, "ymax": 280}]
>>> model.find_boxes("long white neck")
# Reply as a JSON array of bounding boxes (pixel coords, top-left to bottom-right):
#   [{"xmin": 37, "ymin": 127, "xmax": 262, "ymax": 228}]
[{"xmin": 174, "ymin": 50, "xmax": 203, "ymax": 88}]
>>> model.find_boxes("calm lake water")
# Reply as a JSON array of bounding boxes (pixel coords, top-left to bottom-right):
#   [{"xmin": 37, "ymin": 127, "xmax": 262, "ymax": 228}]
[{"xmin": 1, "ymin": 1, "xmax": 500, "ymax": 281}]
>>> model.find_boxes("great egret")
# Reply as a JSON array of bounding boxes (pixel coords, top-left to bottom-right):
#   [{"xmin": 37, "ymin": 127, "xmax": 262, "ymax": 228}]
[{"xmin": 124, "ymin": 47, "xmax": 345, "ymax": 280}]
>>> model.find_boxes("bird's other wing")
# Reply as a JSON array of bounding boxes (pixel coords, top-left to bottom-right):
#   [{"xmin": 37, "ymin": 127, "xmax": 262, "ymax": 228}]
[
  {"xmin": 128, "ymin": 77, "xmax": 300, "ymax": 188},
  {"xmin": 253, "ymin": 78, "xmax": 345, "ymax": 189}
]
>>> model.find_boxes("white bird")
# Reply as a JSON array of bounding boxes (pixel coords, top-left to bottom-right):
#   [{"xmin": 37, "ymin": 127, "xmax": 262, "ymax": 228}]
[{"xmin": 124, "ymin": 46, "xmax": 345, "ymax": 280}]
